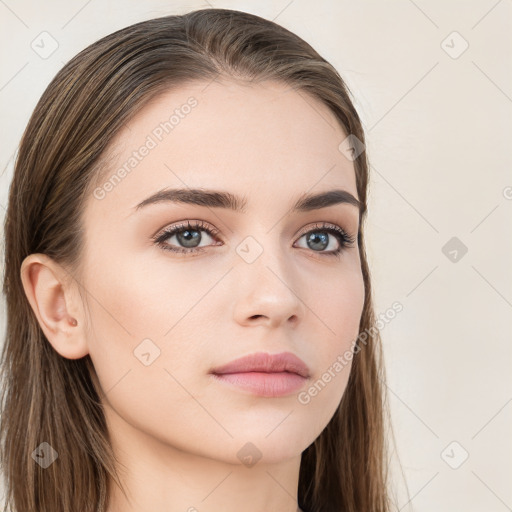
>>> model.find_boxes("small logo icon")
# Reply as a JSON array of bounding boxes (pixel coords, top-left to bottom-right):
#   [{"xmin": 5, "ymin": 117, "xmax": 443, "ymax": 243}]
[
  {"xmin": 236, "ymin": 442, "xmax": 262, "ymax": 468},
  {"xmin": 31, "ymin": 442, "xmax": 59, "ymax": 468},
  {"xmin": 236, "ymin": 236, "xmax": 264, "ymax": 264},
  {"xmin": 442, "ymin": 237, "xmax": 468, "ymax": 263},
  {"xmin": 133, "ymin": 338, "xmax": 161, "ymax": 366},
  {"xmin": 31, "ymin": 31, "xmax": 59, "ymax": 59},
  {"xmin": 441, "ymin": 441, "xmax": 469, "ymax": 469},
  {"xmin": 441, "ymin": 31, "xmax": 469, "ymax": 59},
  {"xmin": 338, "ymin": 134, "xmax": 365, "ymax": 161}
]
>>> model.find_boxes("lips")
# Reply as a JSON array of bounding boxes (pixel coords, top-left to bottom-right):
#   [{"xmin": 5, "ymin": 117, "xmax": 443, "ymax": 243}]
[
  {"xmin": 210, "ymin": 351, "xmax": 310, "ymax": 378},
  {"xmin": 210, "ymin": 351, "xmax": 310, "ymax": 398}
]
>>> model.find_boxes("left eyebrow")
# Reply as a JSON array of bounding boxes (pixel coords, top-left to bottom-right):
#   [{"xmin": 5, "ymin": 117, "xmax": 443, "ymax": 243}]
[{"xmin": 133, "ymin": 187, "xmax": 363, "ymax": 214}]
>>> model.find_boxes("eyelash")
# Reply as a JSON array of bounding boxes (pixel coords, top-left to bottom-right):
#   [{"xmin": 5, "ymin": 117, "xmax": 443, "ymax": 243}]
[{"xmin": 152, "ymin": 220, "xmax": 356, "ymax": 258}]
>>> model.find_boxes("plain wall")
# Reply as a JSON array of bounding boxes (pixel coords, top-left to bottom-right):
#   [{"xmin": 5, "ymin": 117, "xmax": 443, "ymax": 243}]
[{"xmin": 1, "ymin": 1, "xmax": 511, "ymax": 510}]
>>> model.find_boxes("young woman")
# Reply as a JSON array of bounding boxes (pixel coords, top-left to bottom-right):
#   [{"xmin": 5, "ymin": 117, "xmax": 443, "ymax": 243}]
[{"xmin": 1, "ymin": 8, "xmax": 396, "ymax": 512}]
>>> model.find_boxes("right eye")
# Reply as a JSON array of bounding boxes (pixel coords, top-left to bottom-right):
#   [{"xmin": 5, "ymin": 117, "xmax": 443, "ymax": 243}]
[{"xmin": 152, "ymin": 220, "xmax": 222, "ymax": 255}]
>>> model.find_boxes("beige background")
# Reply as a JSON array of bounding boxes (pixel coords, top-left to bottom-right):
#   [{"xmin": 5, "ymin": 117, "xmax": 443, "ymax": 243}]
[{"xmin": 1, "ymin": 1, "xmax": 511, "ymax": 510}]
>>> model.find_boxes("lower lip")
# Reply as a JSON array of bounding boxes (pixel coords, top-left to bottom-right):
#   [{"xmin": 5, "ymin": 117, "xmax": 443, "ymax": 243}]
[{"xmin": 211, "ymin": 372, "xmax": 307, "ymax": 397}]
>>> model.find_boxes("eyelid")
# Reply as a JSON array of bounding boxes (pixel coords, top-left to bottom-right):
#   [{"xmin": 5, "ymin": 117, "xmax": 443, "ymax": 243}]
[
  {"xmin": 152, "ymin": 219, "xmax": 220, "ymax": 240},
  {"xmin": 295, "ymin": 221, "xmax": 354, "ymax": 239}
]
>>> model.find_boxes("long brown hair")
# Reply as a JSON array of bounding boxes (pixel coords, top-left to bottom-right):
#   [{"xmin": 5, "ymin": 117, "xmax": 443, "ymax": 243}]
[{"xmin": 1, "ymin": 8, "xmax": 398, "ymax": 511}]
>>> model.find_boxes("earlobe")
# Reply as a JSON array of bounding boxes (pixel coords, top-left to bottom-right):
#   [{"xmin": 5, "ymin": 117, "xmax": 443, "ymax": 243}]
[{"xmin": 20, "ymin": 253, "xmax": 89, "ymax": 360}]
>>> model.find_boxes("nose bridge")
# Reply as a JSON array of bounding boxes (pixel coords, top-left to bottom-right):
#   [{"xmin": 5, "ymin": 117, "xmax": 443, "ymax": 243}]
[
  {"xmin": 236, "ymin": 202, "xmax": 289, "ymax": 260},
  {"xmin": 235, "ymin": 222, "xmax": 289, "ymax": 283},
  {"xmin": 232, "ymin": 226, "xmax": 303, "ymax": 318}
]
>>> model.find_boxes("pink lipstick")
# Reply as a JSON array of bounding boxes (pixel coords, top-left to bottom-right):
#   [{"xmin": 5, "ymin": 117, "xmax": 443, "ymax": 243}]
[{"xmin": 210, "ymin": 351, "xmax": 310, "ymax": 398}]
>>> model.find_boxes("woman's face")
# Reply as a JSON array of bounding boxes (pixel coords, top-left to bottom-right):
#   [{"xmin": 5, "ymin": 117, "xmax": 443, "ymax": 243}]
[{"xmin": 79, "ymin": 78, "xmax": 365, "ymax": 464}]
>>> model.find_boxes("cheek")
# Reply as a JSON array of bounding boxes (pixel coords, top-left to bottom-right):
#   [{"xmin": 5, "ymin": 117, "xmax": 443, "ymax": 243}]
[
  {"xmin": 84, "ymin": 248, "xmax": 217, "ymax": 341},
  {"xmin": 298, "ymin": 261, "xmax": 364, "ymax": 416},
  {"xmin": 82, "ymin": 255, "xmax": 220, "ymax": 453},
  {"xmin": 82, "ymin": 249, "xmax": 226, "ymax": 399},
  {"xmin": 312, "ymin": 259, "xmax": 365, "ymax": 352},
  {"xmin": 81, "ymin": 254, "xmax": 193, "ymax": 390}
]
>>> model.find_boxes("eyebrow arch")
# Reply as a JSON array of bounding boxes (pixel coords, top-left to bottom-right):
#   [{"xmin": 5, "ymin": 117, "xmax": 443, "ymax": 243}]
[{"xmin": 133, "ymin": 187, "xmax": 363, "ymax": 214}]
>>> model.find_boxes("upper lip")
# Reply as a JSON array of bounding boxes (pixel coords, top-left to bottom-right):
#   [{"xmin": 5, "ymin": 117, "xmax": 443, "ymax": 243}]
[{"xmin": 211, "ymin": 351, "xmax": 310, "ymax": 378}]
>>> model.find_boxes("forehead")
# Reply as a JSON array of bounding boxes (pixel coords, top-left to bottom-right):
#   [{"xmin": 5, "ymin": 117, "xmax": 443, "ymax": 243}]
[{"xmin": 87, "ymin": 79, "xmax": 358, "ymax": 219}]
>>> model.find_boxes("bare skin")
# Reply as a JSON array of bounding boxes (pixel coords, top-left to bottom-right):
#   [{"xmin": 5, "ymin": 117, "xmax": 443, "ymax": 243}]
[{"xmin": 21, "ymin": 78, "xmax": 364, "ymax": 512}]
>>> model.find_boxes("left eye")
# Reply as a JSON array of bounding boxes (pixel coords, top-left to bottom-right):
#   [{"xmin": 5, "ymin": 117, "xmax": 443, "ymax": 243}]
[
  {"xmin": 153, "ymin": 220, "xmax": 356, "ymax": 257},
  {"xmin": 295, "ymin": 229, "xmax": 343, "ymax": 253},
  {"xmin": 294, "ymin": 222, "xmax": 356, "ymax": 257}
]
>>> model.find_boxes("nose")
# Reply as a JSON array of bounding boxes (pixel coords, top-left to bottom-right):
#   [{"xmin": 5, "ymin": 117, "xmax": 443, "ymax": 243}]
[{"xmin": 232, "ymin": 242, "xmax": 305, "ymax": 329}]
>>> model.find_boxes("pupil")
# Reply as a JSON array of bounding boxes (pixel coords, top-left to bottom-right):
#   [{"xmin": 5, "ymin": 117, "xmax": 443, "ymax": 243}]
[
  {"xmin": 308, "ymin": 232, "xmax": 328, "ymax": 251},
  {"xmin": 177, "ymin": 229, "xmax": 201, "ymax": 248}
]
